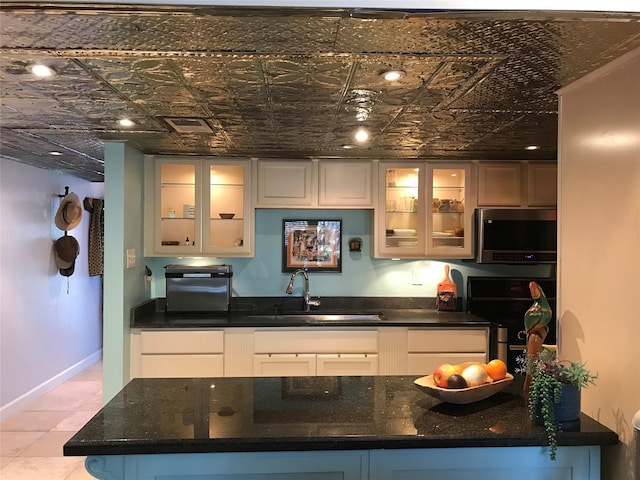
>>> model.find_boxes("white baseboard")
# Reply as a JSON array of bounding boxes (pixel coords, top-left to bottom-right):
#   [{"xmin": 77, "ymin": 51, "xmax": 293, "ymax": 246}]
[{"xmin": 0, "ymin": 349, "xmax": 103, "ymax": 421}]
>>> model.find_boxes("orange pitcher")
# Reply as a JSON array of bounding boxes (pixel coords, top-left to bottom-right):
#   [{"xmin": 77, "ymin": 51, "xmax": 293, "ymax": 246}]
[{"xmin": 436, "ymin": 264, "xmax": 457, "ymax": 311}]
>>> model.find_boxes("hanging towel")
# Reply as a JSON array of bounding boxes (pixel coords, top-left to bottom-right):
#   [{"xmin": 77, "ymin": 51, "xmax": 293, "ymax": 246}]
[{"xmin": 84, "ymin": 197, "xmax": 104, "ymax": 276}]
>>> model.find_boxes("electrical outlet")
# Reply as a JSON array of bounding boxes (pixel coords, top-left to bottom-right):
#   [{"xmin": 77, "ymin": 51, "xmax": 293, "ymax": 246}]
[
  {"xmin": 411, "ymin": 268, "xmax": 423, "ymax": 285},
  {"xmin": 126, "ymin": 248, "xmax": 136, "ymax": 269}
]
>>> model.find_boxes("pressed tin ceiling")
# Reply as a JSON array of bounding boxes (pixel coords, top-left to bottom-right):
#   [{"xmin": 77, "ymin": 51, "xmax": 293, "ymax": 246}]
[{"xmin": 1, "ymin": 5, "xmax": 640, "ymax": 181}]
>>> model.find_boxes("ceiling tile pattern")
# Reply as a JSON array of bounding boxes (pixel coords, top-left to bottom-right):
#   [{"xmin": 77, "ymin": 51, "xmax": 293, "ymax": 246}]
[{"xmin": 1, "ymin": 5, "xmax": 639, "ymax": 181}]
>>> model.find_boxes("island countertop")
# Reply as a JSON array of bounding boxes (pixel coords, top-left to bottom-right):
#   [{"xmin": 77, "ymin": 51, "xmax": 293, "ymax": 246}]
[{"xmin": 64, "ymin": 375, "xmax": 617, "ymax": 457}]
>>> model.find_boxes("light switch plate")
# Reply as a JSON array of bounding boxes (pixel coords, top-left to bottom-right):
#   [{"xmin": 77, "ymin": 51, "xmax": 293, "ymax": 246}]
[{"xmin": 126, "ymin": 248, "xmax": 136, "ymax": 269}]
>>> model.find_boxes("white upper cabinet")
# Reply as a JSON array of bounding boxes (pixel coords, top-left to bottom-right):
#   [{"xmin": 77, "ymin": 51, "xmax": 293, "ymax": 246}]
[
  {"xmin": 374, "ymin": 162, "xmax": 474, "ymax": 259},
  {"xmin": 477, "ymin": 162, "xmax": 523, "ymax": 206},
  {"xmin": 527, "ymin": 162, "xmax": 558, "ymax": 207},
  {"xmin": 254, "ymin": 159, "xmax": 375, "ymax": 208},
  {"xmin": 144, "ymin": 156, "xmax": 254, "ymax": 257},
  {"xmin": 318, "ymin": 161, "xmax": 374, "ymax": 207},
  {"xmin": 477, "ymin": 161, "xmax": 557, "ymax": 207},
  {"xmin": 255, "ymin": 160, "xmax": 315, "ymax": 207}
]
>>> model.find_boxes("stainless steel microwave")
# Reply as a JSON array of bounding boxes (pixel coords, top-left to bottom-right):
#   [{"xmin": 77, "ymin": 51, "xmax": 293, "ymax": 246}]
[{"xmin": 475, "ymin": 208, "xmax": 557, "ymax": 264}]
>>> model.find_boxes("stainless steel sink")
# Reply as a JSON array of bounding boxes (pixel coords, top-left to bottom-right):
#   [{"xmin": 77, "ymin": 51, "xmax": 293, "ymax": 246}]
[
  {"xmin": 243, "ymin": 313, "xmax": 382, "ymax": 324},
  {"xmin": 280, "ymin": 314, "xmax": 381, "ymax": 323}
]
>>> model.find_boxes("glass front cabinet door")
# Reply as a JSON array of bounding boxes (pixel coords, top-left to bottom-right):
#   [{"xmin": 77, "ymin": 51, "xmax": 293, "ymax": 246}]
[
  {"xmin": 375, "ymin": 162, "xmax": 474, "ymax": 259},
  {"xmin": 145, "ymin": 156, "xmax": 253, "ymax": 257},
  {"xmin": 426, "ymin": 163, "xmax": 474, "ymax": 258},
  {"xmin": 376, "ymin": 162, "xmax": 426, "ymax": 258}
]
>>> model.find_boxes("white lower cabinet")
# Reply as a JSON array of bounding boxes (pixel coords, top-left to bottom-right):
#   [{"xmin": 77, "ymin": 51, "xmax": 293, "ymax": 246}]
[
  {"xmin": 317, "ymin": 354, "xmax": 379, "ymax": 376},
  {"xmin": 131, "ymin": 327, "xmax": 488, "ymax": 378},
  {"xmin": 253, "ymin": 354, "xmax": 317, "ymax": 377},
  {"xmin": 131, "ymin": 330, "xmax": 224, "ymax": 378},
  {"xmin": 253, "ymin": 353, "xmax": 378, "ymax": 377},
  {"xmin": 141, "ymin": 354, "xmax": 224, "ymax": 378},
  {"xmin": 406, "ymin": 328, "xmax": 489, "ymax": 375},
  {"xmin": 253, "ymin": 329, "xmax": 379, "ymax": 377},
  {"xmin": 252, "ymin": 353, "xmax": 379, "ymax": 377},
  {"xmin": 407, "ymin": 352, "xmax": 488, "ymax": 376}
]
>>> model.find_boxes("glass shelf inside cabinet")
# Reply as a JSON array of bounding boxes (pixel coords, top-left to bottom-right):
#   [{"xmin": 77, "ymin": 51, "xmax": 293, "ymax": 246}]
[
  {"xmin": 431, "ymin": 168, "xmax": 466, "ymax": 250},
  {"xmin": 160, "ymin": 163, "xmax": 196, "ymax": 246},
  {"xmin": 385, "ymin": 167, "xmax": 420, "ymax": 248},
  {"xmin": 209, "ymin": 164, "xmax": 245, "ymax": 248}
]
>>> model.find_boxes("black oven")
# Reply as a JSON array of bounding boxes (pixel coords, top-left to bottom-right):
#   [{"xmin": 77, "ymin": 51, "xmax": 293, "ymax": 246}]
[{"xmin": 467, "ymin": 276, "xmax": 556, "ymax": 373}]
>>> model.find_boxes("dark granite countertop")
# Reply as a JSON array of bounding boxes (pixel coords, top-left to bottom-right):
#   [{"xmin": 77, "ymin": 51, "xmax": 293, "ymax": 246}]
[
  {"xmin": 131, "ymin": 297, "xmax": 490, "ymax": 328},
  {"xmin": 64, "ymin": 375, "xmax": 617, "ymax": 456}
]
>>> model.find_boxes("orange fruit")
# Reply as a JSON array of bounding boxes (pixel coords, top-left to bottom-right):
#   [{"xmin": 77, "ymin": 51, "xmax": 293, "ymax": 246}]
[{"xmin": 485, "ymin": 359, "xmax": 507, "ymax": 381}]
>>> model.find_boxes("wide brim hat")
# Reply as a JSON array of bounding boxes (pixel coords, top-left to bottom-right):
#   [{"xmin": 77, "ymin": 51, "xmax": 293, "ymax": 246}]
[
  {"xmin": 54, "ymin": 235, "xmax": 79, "ymax": 272},
  {"xmin": 55, "ymin": 192, "xmax": 82, "ymax": 231}
]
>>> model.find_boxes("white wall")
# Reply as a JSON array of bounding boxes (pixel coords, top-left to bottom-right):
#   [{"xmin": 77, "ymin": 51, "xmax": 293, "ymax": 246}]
[
  {"xmin": 0, "ymin": 159, "xmax": 104, "ymax": 418},
  {"xmin": 557, "ymin": 47, "xmax": 640, "ymax": 479}
]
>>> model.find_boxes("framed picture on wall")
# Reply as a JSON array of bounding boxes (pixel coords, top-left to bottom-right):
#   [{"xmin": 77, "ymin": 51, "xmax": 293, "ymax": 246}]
[{"xmin": 282, "ymin": 219, "xmax": 342, "ymax": 272}]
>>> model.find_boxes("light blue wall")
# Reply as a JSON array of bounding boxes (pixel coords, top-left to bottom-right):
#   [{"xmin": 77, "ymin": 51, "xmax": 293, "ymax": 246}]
[
  {"xmin": 103, "ymin": 142, "xmax": 149, "ymax": 402},
  {"xmin": 147, "ymin": 209, "xmax": 553, "ymax": 304}
]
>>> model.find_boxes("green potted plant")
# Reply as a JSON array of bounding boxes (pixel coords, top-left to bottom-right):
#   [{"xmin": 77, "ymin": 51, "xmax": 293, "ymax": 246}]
[{"xmin": 517, "ymin": 348, "xmax": 597, "ymax": 460}]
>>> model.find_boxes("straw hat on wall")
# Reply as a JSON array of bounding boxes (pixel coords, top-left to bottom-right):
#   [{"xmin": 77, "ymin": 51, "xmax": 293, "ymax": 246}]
[{"xmin": 55, "ymin": 192, "xmax": 82, "ymax": 231}]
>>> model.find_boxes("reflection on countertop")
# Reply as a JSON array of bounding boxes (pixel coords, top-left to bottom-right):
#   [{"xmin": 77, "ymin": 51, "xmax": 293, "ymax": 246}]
[{"xmin": 64, "ymin": 375, "xmax": 618, "ymax": 457}]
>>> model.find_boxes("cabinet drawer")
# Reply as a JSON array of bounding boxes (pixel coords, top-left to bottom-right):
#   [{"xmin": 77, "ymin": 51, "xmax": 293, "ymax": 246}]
[
  {"xmin": 254, "ymin": 330, "xmax": 378, "ymax": 354},
  {"xmin": 316, "ymin": 354, "xmax": 379, "ymax": 376},
  {"xmin": 141, "ymin": 330, "xmax": 224, "ymax": 354},
  {"xmin": 407, "ymin": 353, "xmax": 488, "ymax": 375},
  {"xmin": 407, "ymin": 329, "xmax": 487, "ymax": 353},
  {"xmin": 141, "ymin": 354, "xmax": 223, "ymax": 378},
  {"xmin": 253, "ymin": 354, "xmax": 316, "ymax": 377}
]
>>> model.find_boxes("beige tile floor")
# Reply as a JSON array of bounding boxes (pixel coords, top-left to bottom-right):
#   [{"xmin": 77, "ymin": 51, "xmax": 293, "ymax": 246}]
[{"xmin": 0, "ymin": 361, "xmax": 103, "ymax": 479}]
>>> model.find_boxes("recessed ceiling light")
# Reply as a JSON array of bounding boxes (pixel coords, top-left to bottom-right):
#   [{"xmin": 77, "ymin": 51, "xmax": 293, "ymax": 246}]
[
  {"xmin": 525, "ymin": 145, "xmax": 540, "ymax": 150},
  {"xmin": 29, "ymin": 64, "xmax": 55, "ymax": 77},
  {"xmin": 118, "ymin": 118, "xmax": 135, "ymax": 127},
  {"xmin": 342, "ymin": 144, "xmax": 356, "ymax": 149},
  {"xmin": 355, "ymin": 108, "xmax": 369, "ymax": 122},
  {"xmin": 49, "ymin": 151, "xmax": 63, "ymax": 156},
  {"xmin": 354, "ymin": 128, "xmax": 369, "ymax": 143},
  {"xmin": 381, "ymin": 70, "xmax": 405, "ymax": 82}
]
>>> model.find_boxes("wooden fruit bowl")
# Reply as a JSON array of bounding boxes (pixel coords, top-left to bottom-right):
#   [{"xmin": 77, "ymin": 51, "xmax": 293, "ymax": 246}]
[{"xmin": 414, "ymin": 373, "xmax": 514, "ymax": 404}]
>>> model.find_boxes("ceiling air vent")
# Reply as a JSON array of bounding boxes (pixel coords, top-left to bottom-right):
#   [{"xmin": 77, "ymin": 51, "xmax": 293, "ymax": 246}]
[{"xmin": 164, "ymin": 118, "xmax": 213, "ymax": 133}]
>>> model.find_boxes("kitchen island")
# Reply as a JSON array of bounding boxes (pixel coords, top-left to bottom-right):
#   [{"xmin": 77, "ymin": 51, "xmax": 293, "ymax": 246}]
[{"xmin": 64, "ymin": 375, "xmax": 616, "ymax": 479}]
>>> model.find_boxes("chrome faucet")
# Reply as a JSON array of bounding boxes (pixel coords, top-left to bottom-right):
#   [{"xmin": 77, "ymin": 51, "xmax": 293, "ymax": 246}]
[{"xmin": 285, "ymin": 268, "xmax": 320, "ymax": 311}]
